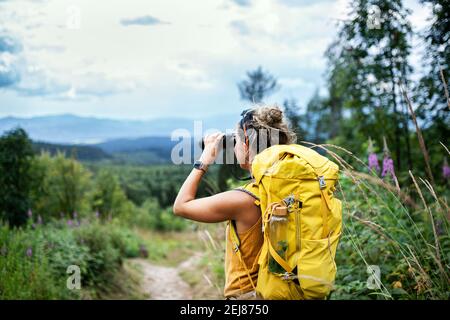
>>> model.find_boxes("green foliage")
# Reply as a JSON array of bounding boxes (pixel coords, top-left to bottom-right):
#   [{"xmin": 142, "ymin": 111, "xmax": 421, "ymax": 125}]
[
  {"xmin": 91, "ymin": 169, "xmax": 131, "ymax": 219},
  {"xmin": 87, "ymin": 163, "xmax": 213, "ymax": 208},
  {"xmin": 30, "ymin": 152, "xmax": 92, "ymax": 219},
  {"xmin": 157, "ymin": 207, "xmax": 189, "ymax": 232},
  {"xmin": 32, "ymin": 142, "xmax": 111, "ymax": 162},
  {"xmin": 0, "ymin": 128, "xmax": 34, "ymax": 227},
  {"xmin": 331, "ymin": 174, "xmax": 449, "ymax": 300},
  {"xmin": 283, "ymin": 99, "xmax": 307, "ymax": 141},
  {"xmin": 416, "ymin": 0, "xmax": 449, "ymax": 132},
  {"xmin": 0, "ymin": 219, "xmax": 145, "ymax": 299}
]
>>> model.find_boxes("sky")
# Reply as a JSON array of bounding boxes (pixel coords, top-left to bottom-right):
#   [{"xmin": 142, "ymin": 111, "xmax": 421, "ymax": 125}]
[{"xmin": 0, "ymin": 0, "xmax": 431, "ymax": 120}]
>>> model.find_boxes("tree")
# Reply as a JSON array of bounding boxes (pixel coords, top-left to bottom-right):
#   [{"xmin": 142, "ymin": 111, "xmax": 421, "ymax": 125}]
[
  {"xmin": 416, "ymin": 0, "xmax": 450, "ymax": 147},
  {"xmin": 283, "ymin": 99, "xmax": 306, "ymax": 142},
  {"xmin": 91, "ymin": 169, "xmax": 130, "ymax": 219},
  {"xmin": 0, "ymin": 128, "xmax": 34, "ymax": 227},
  {"xmin": 30, "ymin": 152, "xmax": 92, "ymax": 218},
  {"xmin": 238, "ymin": 66, "xmax": 279, "ymax": 103},
  {"xmin": 303, "ymin": 91, "xmax": 332, "ymax": 143},
  {"xmin": 324, "ymin": 0, "xmax": 414, "ymax": 171}
]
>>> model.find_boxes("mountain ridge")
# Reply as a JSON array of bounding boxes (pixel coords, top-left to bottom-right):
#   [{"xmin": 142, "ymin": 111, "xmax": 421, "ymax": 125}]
[{"xmin": 0, "ymin": 113, "xmax": 239, "ymax": 144}]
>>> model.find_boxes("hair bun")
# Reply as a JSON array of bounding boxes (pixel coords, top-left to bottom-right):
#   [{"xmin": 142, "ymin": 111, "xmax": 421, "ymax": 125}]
[{"xmin": 255, "ymin": 105, "xmax": 283, "ymax": 127}]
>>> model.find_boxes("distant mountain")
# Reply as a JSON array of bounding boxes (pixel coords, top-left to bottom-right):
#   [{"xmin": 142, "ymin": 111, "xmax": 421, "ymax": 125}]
[
  {"xmin": 0, "ymin": 113, "xmax": 239, "ymax": 144},
  {"xmin": 94, "ymin": 136, "xmax": 204, "ymax": 165},
  {"xmin": 95, "ymin": 136, "xmax": 177, "ymax": 154}
]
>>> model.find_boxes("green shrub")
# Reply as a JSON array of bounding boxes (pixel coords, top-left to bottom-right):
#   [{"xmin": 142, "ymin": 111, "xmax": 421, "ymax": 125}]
[
  {"xmin": 0, "ymin": 224, "xmax": 79, "ymax": 299},
  {"xmin": 0, "ymin": 218, "xmax": 146, "ymax": 299},
  {"xmin": 157, "ymin": 208, "xmax": 188, "ymax": 232},
  {"xmin": 125, "ymin": 198, "xmax": 189, "ymax": 232},
  {"xmin": 109, "ymin": 225, "xmax": 142, "ymax": 258}
]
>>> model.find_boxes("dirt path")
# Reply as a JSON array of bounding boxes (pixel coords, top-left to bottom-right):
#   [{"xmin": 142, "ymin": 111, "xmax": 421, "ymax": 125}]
[{"xmin": 131, "ymin": 253, "xmax": 203, "ymax": 300}]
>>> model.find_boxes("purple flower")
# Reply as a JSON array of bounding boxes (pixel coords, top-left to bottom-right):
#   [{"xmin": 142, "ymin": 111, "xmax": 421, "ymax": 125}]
[
  {"xmin": 368, "ymin": 153, "xmax": 380, "ymax": 173},
  {"xmin": 381, "ymin": 136, "xmax": 398, "ymax": 184},
  {"xmin": 95, "ymin": 211, "xmax": 100, "ymax": 219},
  {"xmin": 67, "ymin": 219, "xmax": 74, "ymax": 227},
  {"xmin": 382, "ymin": 157, "xmax": 395, "ymax": 178},
  {"xmin": 27, "ymin": 209, "xmax": 32, "ymax": 219},
  {"xmin": 37, "ymin": 215, "xmax": 43, "ymax": 225},
  {"xmin": 26, "ymin": 247, "xmax": 33, "ymax": 258},
  {"xmin": 443, "ymin": 159, "xmax": 450, "ymax": 179}
]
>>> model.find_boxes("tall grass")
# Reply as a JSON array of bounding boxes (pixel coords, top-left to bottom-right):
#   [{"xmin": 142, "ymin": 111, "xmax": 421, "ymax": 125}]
[{"xmin": 301, "ymin": 140, "xmax": 449, "ymax": 299}]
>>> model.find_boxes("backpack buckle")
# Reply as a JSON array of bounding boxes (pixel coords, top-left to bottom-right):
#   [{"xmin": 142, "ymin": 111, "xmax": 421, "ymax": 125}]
[
  {"xmin": 282, "ymin": 272, "xmax": 298, "ymax": 281},
  {"xmin": 318, "ymin": 176, "xmax": 326, "ymax": 189},
  {"xmin": 283, "ymin": 194, "xmax": 297, "ymax": 213}
]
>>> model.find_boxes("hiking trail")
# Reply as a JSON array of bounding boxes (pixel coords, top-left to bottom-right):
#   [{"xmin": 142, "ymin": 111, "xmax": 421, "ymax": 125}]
[{"xmin": 131, "ymin": 253, "xmax": 203, "ymax": 300}]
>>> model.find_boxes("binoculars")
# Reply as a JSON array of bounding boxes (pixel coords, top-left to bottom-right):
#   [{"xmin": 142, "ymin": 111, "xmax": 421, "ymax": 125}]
[
  {"xmin": 198, "ymin": 132, "xmax": 252, "ymax": 180},
  {"xmin": 199, "ymin": 133, "xmax": 236, "ymax": 151}
]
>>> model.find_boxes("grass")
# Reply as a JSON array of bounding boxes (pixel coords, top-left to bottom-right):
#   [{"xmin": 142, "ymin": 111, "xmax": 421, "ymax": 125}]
[
  {"xmin": 99, "ymin": 260, "xmax": 149, "ymax": 300},
  {"xmin": 136, "ymin": 226, "xmax": 205, "ymax": 267},
  {"xmin": 306, "ymin": 141, "xmax": 449, "ymax": 300}
]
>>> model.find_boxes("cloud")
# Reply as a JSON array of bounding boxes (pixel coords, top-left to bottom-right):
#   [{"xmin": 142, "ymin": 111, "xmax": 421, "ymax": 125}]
[
  {"xmin": 168, "ymin": 62, "xmax": 215, "ymax": 90},
  {"xmin": 0, "ymin": 35, "xmax": 22, "ymax": 88},
  {"xmin": 278, "ymin": 0, "xmax": 334, "ymax": 7},
  {"xmin": 230, "ymin": 20, "xmax": 250, "ymax": 35},
  {"xmin": 0, "ymin": 35, "xmax": 22, "ymax": 53},
  {"xmin": 231, "ymin": 0, "xmax": 251, "ymax": 6},
  {"xmin": 120, "ymin": 15, "xmax": 170, "ymax": 26},
  {"xmin": 0, "ymin": 0, "xmax": 371, "ymax": 117}
]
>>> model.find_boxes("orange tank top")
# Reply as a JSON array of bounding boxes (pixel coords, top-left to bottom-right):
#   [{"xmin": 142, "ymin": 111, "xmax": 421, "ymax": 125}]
[{"xmin": 223, "ymin": 186, "xmax": 263, "ymax": 298}]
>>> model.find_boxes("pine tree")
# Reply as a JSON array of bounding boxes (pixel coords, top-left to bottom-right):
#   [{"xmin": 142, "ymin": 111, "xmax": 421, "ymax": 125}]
[
  {"xmin": 0, "ymin": 128, "xmax": 34, "ymax": 227},
  {"xmin": 416, "ymin": 0, "xmax": 450, "ymax": 145},
  {"xmin": 324, "ymin": 0, "xmax": 414, "ymax": 171},
  {"xmin": 237, "ymin": 66, "xmax": 279, "ymax": 103}
]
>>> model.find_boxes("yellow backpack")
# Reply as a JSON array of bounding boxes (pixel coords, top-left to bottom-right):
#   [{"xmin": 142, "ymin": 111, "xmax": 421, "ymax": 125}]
[{"xmin": 230, "ymin": 144, "xmax": 342, "ymax": 300}]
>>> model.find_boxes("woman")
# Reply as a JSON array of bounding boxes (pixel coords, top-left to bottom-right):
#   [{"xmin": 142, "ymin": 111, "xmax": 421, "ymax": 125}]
[{"xmin": 173, "ymin": 105, "xmax": 296, "ymax": 299}]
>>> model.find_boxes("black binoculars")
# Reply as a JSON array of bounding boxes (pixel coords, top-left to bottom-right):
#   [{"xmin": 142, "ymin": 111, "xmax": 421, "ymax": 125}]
[{"xmin": 200, "ymin": 133, "xmax": 236, "ymax": 150}]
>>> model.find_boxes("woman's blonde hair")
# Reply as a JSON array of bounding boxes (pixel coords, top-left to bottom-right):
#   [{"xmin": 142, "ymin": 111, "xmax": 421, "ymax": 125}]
[{"xmin": 238, "ymin": 103, "xmax": 297, "ymax": 161}]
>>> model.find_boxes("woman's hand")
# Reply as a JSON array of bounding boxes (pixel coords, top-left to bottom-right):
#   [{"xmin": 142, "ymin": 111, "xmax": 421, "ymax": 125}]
[{"xmin": 199, "ymin": 132, "xmax": 224, "ymax": 165}]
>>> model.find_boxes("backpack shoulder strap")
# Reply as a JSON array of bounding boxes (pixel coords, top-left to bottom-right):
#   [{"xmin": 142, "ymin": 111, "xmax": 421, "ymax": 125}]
[
  {"xmin": 227, "ymin": 181, "xmax": 261, "ymax": 292},
  {"xmin": 228, "ymin": 180, "xmax": 261, "ymax": 249},
  {"xmin": 234, "ymin": 181, "xmax": 260, "ymax": 206}
]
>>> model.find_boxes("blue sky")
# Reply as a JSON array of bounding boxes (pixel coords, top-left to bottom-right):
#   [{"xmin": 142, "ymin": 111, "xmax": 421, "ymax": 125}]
[{"xmin": 0, "ymin": 0, "xmax": 430, "ymax": 120}]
